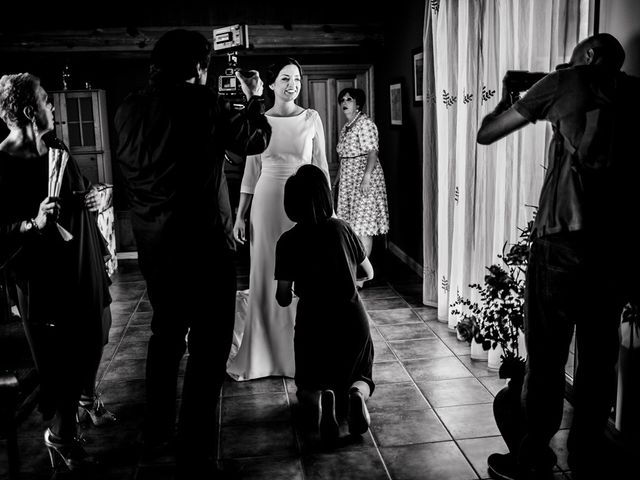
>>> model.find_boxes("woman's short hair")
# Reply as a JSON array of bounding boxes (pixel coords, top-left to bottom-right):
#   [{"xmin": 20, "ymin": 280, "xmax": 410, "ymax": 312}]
[
  {"xmin": 150, "ymin": 29, "xmax": 211, "ymax": 82},
  {"xmin": 264, "ymin": 57, "xmax": 303, "ymax": 87},
  {"xmin": 284, "ymin": 164, "xmax": 333, "ymax": 224},
  {"xmin": 0, "ymin": 73, "xmax": 40, "ymax": 129},
  {"xmin": 338, "ymin": 87, "xmax": 366, "ymax": 111}
]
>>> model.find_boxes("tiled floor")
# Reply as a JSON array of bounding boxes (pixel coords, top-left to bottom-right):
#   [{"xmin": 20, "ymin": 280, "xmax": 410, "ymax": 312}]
[{"xmin": 3, "ymin": 251, "xmax": 579, "ymax": 480}]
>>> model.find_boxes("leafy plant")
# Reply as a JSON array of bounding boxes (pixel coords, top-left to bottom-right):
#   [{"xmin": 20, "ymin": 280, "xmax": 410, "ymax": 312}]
[
  {"xmin": 450, "ymin": 292, "xmax": 489, "ymax": 348},
  {"xmin": 451, "ymin": 210, "xmax": 536, "ymax": 378}
]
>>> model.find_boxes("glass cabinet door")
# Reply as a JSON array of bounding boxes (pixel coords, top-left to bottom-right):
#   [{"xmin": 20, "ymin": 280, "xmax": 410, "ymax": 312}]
[
  {"xmin": 65, "ymin": 94, "xmax": 97, "ymax": 149},
  {"xmin": 53, "ymin": 91, "xmax": 103, "ymax": 153}
]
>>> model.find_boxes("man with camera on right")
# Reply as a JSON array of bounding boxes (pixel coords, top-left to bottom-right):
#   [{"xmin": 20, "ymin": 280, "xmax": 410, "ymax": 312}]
[{"xmin": 477, "ymin": 33, "xmax": 639, "ymax": 480}]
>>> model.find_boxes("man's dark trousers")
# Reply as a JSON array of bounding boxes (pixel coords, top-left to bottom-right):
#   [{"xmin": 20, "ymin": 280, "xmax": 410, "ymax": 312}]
[
  {"xmin": 519, "ymin": 231, "xmax": 623, "ymax": 472},
  {"xmin": 135, "ymin": 221, "xmax": 236, "ymax": 459}
]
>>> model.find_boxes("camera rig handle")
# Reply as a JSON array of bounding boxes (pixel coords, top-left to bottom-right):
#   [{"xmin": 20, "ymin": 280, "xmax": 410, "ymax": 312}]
[{"xmin": 224, "ymin": 52, "xmax": 239, "ymax": 75}]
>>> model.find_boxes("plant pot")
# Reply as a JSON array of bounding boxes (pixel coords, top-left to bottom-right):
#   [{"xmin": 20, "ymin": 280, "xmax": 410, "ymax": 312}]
[
  {"xmin": 493, "ymin": 374, "xmax": 525, "ymax": 454},
  {"xmin": 470, "ymin": 338, "xmax": 488, "ymax": 361},
  {"xmin": 487, "ymin": 344, "xmax": 504, "ymax": 370},
  {"xmin": 517, "ymin": 328, "xmax": 527, "ymax": 360}
]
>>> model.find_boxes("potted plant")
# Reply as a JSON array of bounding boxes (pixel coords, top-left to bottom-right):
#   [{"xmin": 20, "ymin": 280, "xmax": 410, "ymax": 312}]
[
  {"xmin": 451, "ymin": 293, "xmax": 490, "ymax": 360},
  {"xmin": 451, "ymin": 211, "xmax": 535, "ymax": 379}
]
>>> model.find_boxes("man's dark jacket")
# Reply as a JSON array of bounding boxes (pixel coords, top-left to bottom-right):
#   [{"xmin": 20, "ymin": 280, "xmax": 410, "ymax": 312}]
[{"xmin": 115, "ymin": 81, "xmax": 271, "ymax": 253}]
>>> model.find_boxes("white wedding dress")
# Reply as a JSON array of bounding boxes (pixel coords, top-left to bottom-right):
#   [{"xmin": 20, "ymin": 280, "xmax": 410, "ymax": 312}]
[{"xmin": 227, "ymin": 109, "xmax": 329, "ymax": 381}]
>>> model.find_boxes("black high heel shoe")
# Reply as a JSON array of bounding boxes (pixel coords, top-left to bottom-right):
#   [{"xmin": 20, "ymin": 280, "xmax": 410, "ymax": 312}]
[{"xmin": 44, "ymin": 428, "xmax": 95, "ymax": 471}]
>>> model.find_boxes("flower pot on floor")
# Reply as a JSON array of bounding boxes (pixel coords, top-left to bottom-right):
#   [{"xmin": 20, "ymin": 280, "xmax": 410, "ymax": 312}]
[
  {"xmin": 487, "ymin": 344, "xmax": 504, "ymax": 370},
  {"xmin": 470, "ymin": 338, "xmax": 488, "ymax": 361},
  {"xmin": 517, "ymin": 328, "xmax": 527, "ymax": 360},
  {"xmin": 493, "ymin": 374, "xmax": 525, "ymax": 454}
]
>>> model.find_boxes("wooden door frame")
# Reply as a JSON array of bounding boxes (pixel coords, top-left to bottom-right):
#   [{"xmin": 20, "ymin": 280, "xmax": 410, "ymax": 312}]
[
  {"xmin": 300, "ymin": 64, "xmax": 375, "ymax": 120},
  {"xmin": 300, "ymin": 64, "xmax": 374, "ymax": 182}
]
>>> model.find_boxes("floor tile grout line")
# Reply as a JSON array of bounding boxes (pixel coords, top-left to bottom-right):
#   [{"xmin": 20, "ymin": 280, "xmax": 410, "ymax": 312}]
[
  {"xmin": 384, "ymin": 282, "xmax": 499, "ymax": 399},
  {"xmin": 101, "ymin": 263, "xmax": 570, "ymax": 477},
  {"xmin": 372, "ymin": 282, "xmax": 486, "ymax": 479},
  {"xmin": 99, "ymin": 282, "xmax": 146, "ymax": 477},
  {"xmin": 96, "ymin": 285, "xmax": 146, "ymax": 391},
  {"xmin": 125, "ymin": 273, "xmax": 483, "ymax": 476},
  {"xmin": 389, "ymin": 286, "xmax": 496, "ymax": 480},
  {"xmin": 367, "ymin": 427, "xmax": 394, "ymax": 480},
  {"xmin": 14, "ymin": 262, "xmax": 494, "ymax": 477},
  {"xmin": 281, "ymin": 377, "xmax": 308, "ymax": 480},
  {"xmin": 217, "ymin": 384, "xmax": 224, "ymax": 470},
  {"xmin": 373, "ymin": 281, "xmax": 570, "ymax": 477},
  {"xmin": 358, "ymin": 262, "xmax": 403, "ymax": 465}
]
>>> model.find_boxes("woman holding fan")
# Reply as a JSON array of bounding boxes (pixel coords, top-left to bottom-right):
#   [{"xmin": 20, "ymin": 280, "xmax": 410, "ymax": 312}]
[{"xmin": 0, "ymin": 73, "xmax": 113, "ymax": 472}]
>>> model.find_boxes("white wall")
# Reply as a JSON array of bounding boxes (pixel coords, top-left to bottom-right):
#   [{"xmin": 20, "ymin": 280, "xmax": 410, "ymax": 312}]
[{"xmin": 599, "ymin": 0, "xmax": 640, "ymax": 75}]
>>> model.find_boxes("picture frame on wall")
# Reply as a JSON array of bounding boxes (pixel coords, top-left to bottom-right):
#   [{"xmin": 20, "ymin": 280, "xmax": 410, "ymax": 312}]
[
  {"xmin": 389, "ymin": 82, "xmax": 403, "ymax": 126},
  {"xmin": 412, "ymin": 47, "xmax": 424, "ymax": 105}
]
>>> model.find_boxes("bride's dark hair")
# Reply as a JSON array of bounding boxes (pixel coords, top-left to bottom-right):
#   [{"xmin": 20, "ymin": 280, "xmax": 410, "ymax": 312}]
[{"xmin": 263, "ymin": 57, "xmax": 303, "ymax": 101}]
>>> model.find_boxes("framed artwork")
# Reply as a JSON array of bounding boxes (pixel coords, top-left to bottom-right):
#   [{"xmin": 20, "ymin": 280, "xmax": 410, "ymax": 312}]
[
  {"xmin": 412, "ymin": 47, "xmax": 424, "ymax": 105},
  {"xmin": 389, "ymin": 82, "xmax": 403, "ymax": 126}
]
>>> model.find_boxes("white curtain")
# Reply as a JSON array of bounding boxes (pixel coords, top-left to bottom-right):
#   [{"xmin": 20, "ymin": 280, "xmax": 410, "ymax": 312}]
[{"xmin": 421, "ymin": 0, "xmax": 590, "ymax": 325}]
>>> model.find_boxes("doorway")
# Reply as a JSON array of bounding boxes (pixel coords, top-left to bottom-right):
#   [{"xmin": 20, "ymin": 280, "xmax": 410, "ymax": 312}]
[{"xmin": 299, "ymin": 64, "xmax": 374, "ymax": 183}]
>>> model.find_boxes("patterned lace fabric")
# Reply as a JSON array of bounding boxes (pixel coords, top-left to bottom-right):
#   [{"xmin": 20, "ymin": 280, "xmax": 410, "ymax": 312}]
[{"xmin": 336, "ymin": 113, "xmax": 390, "ymax": 237}]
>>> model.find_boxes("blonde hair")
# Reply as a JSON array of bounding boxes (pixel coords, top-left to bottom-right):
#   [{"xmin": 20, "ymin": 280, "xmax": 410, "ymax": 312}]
[{"xmin": 0, "ymin": 73, "xmax": 40, "ymax": 128}]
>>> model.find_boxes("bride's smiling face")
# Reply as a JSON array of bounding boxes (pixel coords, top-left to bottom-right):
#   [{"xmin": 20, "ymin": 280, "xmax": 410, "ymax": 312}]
[{"xmin": 270, "ymin": 64, "xmax": 301, "ymax": 102}]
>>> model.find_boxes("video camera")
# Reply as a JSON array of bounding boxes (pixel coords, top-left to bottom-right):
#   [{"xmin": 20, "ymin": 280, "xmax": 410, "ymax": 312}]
[
  {"xmin": 504, "ymin": 70, "xmax": 547, "ymax": 104},
  {"xmin": 213, "ymin": 24, "xmax": 251, "ymax": 110}
]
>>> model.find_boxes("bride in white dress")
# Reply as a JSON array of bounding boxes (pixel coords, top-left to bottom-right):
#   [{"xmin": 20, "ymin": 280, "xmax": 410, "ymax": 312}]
[{"xmin": 228, "ymin": 57, "xmax": 329, "ymax": 381}]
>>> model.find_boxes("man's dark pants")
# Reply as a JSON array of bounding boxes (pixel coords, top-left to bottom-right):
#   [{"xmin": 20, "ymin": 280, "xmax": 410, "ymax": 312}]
[
  {"xmin": 135, "ymin": 219, "xmax": 236, "ymax": 460},
  {"xmin": 518, "ymin": 232, "xmax": 623, "ymax": 472}
]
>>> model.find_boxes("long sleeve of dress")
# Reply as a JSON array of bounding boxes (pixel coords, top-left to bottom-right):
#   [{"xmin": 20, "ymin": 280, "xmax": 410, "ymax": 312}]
[
  {"xmin": 0, "ymin": 158, "xmax": 32, "ymax": 268},
  {"xmin": 240, "ymin": 154, "xmax": 262, "ymax": 195},
  {"xmin": 310, "ymin": 111, "xmax": 330, "ymax": 184}
]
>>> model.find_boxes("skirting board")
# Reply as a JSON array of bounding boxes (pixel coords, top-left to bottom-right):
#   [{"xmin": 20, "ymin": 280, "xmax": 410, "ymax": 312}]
[{"xmin": 387, "ymin": 241, "xmax": 437, "ymax": 308}]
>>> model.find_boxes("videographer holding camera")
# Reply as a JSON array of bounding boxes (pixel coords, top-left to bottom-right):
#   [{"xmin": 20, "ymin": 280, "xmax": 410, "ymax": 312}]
[
  {"xmin": 477, "ymin": 33, "xmax": 639, "ymax": 480},
  {"xmin": 114, "ymin": 28, "xmax": 271, "ymax": 479}
]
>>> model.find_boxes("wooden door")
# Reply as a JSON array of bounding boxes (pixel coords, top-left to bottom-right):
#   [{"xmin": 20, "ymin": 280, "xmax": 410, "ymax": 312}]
[
  {"xmin": 299, "ymin": 65, "xmax": 374, "ymax": 183},
  {"xmin": 52, "ymin": 90, "xmax": 102, "ymax": 153},
  {"xmin": 51, "ymin": 90, "xmax": 113, "ymax": 184}
]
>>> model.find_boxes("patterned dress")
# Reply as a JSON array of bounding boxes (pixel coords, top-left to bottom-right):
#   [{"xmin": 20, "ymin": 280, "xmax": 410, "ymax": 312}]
[{"xmin": 336, "ymin": 113, "xmax": 389, "ymax": 237}]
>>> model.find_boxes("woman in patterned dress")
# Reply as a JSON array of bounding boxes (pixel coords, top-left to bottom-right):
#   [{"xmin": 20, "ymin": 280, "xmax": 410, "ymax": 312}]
[{"xmin": 335, "ymin": 88, "xmax": 389, "ymax": 287}]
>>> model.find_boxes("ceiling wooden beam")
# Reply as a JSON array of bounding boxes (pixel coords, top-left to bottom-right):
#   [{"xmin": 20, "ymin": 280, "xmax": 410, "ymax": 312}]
[{"xmin": 0, "ymin": 24, "xmax": 383, "ymax": 55}]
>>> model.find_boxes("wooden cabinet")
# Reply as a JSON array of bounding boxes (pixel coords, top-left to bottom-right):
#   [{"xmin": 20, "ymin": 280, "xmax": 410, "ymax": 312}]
[
  {"xmin": 50, "ymin": 89, "xmax": 113, "ymax": 184},
  {"xmin": 50, "ymin": 89, "xmax": 117, "ymax": 274}
]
